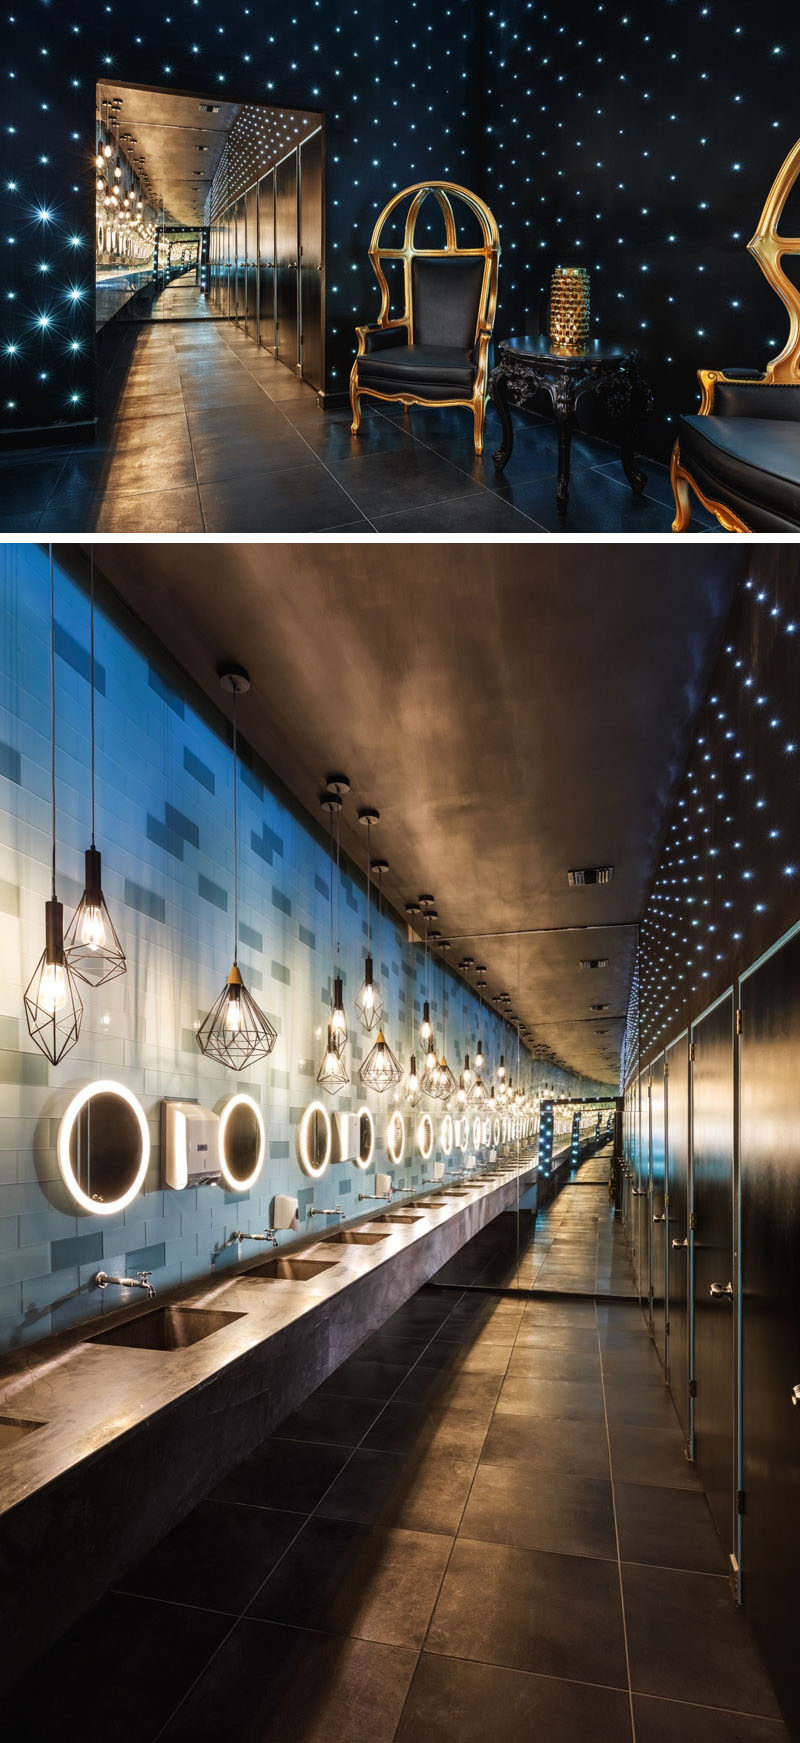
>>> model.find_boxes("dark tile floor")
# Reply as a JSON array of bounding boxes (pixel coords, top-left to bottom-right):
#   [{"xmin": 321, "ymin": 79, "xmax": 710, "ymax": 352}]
[
  {"xmin": 5, "ymin": 1280, "xmax": 785, "ymax": 1739},
  {"xmin": 0, "ymin": 317, "xmax": 720, "ymax": 534}
]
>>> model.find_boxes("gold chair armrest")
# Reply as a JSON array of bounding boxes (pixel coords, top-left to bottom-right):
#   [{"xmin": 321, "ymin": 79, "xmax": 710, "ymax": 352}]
[{"xmin": 697, "ymin": 367, "xmax": 769, "ymax": 414}]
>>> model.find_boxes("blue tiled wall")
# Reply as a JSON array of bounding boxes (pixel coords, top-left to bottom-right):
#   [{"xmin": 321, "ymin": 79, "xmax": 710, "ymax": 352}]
[{"xmin": 0, "ymin": 544, "xmax": 606, "ymax": 1350}]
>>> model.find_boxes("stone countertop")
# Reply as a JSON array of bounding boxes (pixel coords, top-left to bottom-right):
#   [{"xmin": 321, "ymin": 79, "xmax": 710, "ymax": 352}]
[{"xmin": 0, "ymin": 1166, "xmax": 530, "ymax": 1521}]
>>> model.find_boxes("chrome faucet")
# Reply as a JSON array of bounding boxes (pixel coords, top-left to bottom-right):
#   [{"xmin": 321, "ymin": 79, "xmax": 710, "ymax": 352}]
[
  {"xmin": 307, "ymin": 1204, "xmax": 343, "ymax": 1220},
  {"xmin": 94, "ymin": 1270, "xmax": 156, "ymax": 1299},
  {"xmin": 358, "ymin": 1188, "xmax": 393, "ymax": 1202},
  {"xmin": 223, "ymin": 1229, "xmax": 279, "ymax": 1250}
]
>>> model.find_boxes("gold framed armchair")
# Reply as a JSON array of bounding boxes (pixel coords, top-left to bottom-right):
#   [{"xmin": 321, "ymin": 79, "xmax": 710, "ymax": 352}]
[
  {"xmin": 671, "ymin": 139, "xmax": 800, "ymax": 532},
  {"xmin": 349, "ymin": 182, "xmax": 500, "ymax": 456}
]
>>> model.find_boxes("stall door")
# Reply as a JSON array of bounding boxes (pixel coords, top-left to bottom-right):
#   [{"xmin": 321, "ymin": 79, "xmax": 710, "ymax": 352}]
[
  {"xmin": 299, "ymin": 128, "xmax": 323, "ymax": 389},
  {"xmin": 234, "ymin": 197, "xmax": 246, "ymax": 325},
  {"xmin": 635, "ymin": 1072, "xmax": 651, "ymax": 1307},
  {"xmin": 666, "ymin": 1032, "xmax": 691, "ymax": 1443},
  {"xmin": 258, "ymin": 170, "xmax": 275, "ymax": 350},
  {"xmin": 650, "ymin": 1057, "xmax": 667, "ymax": 1366},
  {"xmin": 245, "ymin": 183, "xmax": 258, "ymax": 334},
  {"xmin": 275, "ymin": 150, "xmax": 299, "ymax": 370},
  {"xmin": 692, "ymin": 992, "xmax": 735, "ymax": 1553},
  {"xmin": 740, "ymin": 929, "xmax": 800, "ymax": 1730}
]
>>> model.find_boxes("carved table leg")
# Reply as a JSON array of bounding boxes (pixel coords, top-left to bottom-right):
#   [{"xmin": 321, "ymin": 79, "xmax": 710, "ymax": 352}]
[
  {"xmin": 619, "ymin": 358, "xmax": 650, "ymax": 495},
  {"xmin": 490, "ymin": 367, "xmax": 514, "ymax": 470},
  {"xmin": 552, "ymin": 380, "xmax": 576, "ymax": 515},
  {"xmin": 620, "ymin": 425, "xmax": 647, "ymax": 496}
]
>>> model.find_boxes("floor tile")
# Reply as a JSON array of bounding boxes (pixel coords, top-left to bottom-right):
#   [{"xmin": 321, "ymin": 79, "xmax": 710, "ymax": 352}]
[
  {"xmin": 271, "ymin": 1391, "xmax": 383, "ymax": 1448},
  {"xmin": 159, "ymin": 1620, "xmax": 417, "ymax": 1743},
  {"xmin": 211, "ymin": 1436, "xmax": 351, "ymax": 1511},
  {"xmin": 3, "ymin": 1592, "xmax": 229, "ymax": 1742},
  {"xmin": 427, "ymin": 1538, "xmax": 628, "ymax": 1687},
  {"xmin": 494, "ymin": 1376, "xmax": 606, "ymax": 1420},
  {"xmin": 496, "ymin": 464, "xmax": 679, "ymax": 534},
  {"xmin": 614, "ymin": 1482, "xmax": 727, "ymax": 1575},
  {"xmin": 319, "ymin": 1357, "xmax": 410, "ymax": 1402},
  {"xmin": 603, "ymin": 1379, "xmax": 678, "ymax": 1429},
  {"xmin": 632, "ymin": 1693, "xmax": 789, "ymax": 1742},
  {"xmin": 328, "ymin": 446, "xmax": 485, "ymax": 517},
  {"xmin": 461, "ymin": 1463, "xmax": 616, "ymax": 1560},
  {"xmin": 116, "ymin": 1499, "xmax": 303, "ymax": 1613},
  {"xmin": 199, "ymin": 463, "xmax": 363, "ymax": 532},
  {"xmin": 481, "ymin": 1412, "xmax": 611, "ymax": 1479},
  {"xmin": 608, "ymin": 1423, "xmax": 701, "ymax": 1491},
  {"xmin": 92, "ymin": 486, "xmax": 205, "ymax": 532},
  {"xmin": 622, "ymin": 1564, "xmax": 783, "ymax": 1716},
  {"xmin": 372, "ymin": 489, "xmax": 542, "ymax": 533},
  {"xmin": 361, "ymin": 1399, "xmax": 492, "ymax": 1462},
  {"xmin": 396, "ymin": 1653, "xmax": 633, "ymax": 1743},
  {"xmin": 317, "ymin": 1445, "xmax": 477, "ymax": 1535},
  {"xmin": 248, "ymin": 1516, "xmax": 452, "ymax": 1649}
]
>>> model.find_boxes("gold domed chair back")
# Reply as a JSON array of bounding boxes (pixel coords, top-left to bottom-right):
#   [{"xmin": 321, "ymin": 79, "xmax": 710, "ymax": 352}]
[{"xmin": 349, "ymin": 182, "xmax": 500, "ymax": 455}]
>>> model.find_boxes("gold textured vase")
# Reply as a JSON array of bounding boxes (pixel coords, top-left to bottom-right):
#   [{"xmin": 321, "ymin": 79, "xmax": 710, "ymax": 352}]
[{"xmin": 550, "ymin": 265, "xmax": 591, "ymax": 354}]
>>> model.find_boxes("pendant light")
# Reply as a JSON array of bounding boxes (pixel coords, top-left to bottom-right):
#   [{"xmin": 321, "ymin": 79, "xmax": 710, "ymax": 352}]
[
  {"xmin": 317, "ymin": 783, "xmax": 349, "ymax": 1094},
  {"xmin": 355, "ymin": 808, "xmax": 383, "ymax": 1032},
  {"xmin": 197, "ymin": 665, "xmax": 277, "ymax": 1071},
  {"xmin": 418, "ymin": 893, "xmax": 435, "ymax": 1054},
  {"xmin": 65, "ymin": 548, "xmax": 126, "ymax": 987},
  {"xmin": 360, "ymin": 859, "xmax": 402, "ymax": 1094},
  {"xmin": 403, "ymin": 903, "xmax": 422, "ymax": 1105},
  {"xmin": 433, "ymin": 940, "xmax": 457, "ymax": 1102},
  {"xmin": 24, "ymin": 547, "xmax": 84, "ymax": 1065},
  {"xmin": 474, "ymin": 964, "xmax": 487, "ymax": 1070}
]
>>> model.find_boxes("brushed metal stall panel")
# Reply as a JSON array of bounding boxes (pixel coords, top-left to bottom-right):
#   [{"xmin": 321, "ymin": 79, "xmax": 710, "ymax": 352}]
[
  {"xmin": 650, "ymin": 1056, "xmax": 667, "ymax": 1363},
  {"xmin": 666, "ymin": 1032, "xmax": 691, "ymax": 1439},
  {"xmin": 299, "ymin": 129, "xmax": 323, "ymax": 390},
  {"xmin": 258, "ymin": 170, "xmax": 275, "ymax": 350},
  {"xmin": 234, "ymin": 195, "xmax": 246, "ymax": 325},
  {"xmin": 636, "ymin": 1072, "xmax": 651, "ymax": 1304},
  {"xmin": 692, "ymin": 991, "xmax": 735, "ymax": 1551},
  {"xmin": 245, "ymin": 183, "xmax": 258, "ymax": 334},
  {"xmin": 740, "ymin": 930, "xmax": 800, "ymax": 1733},
  {"xmin": 275, "ymin": 149, "xmax": 299, "ymax": 370}
]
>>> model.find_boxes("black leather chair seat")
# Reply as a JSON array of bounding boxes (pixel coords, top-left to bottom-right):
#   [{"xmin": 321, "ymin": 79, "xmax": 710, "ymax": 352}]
[
  {"xmin": 357, "ymin": 343, "xmax": 475, "ymax": 394},
  {"xmin": 679, "ymin": 414, "xmax": 800, "ymax": 528}
]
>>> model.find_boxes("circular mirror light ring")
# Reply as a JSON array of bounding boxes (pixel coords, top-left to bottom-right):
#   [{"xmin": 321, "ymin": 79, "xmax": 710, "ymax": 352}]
[
  {"xmin": 386, "ymin": 1109, "xmax": 406, "ymax": 1166},
  {"xmin": 440, "ymin": 1113, "xmax": 454, "ymax": 1157},
  {"xmin": 493, "ymin": 1118, "xmax": 501, "ymax": 1145},
  {"xmin": 218, "ymin": 1092, "xmax": 266, "ymax": 1192},
  {"xmin": 472, "ymin": 1117, "xmax": 483, "ymax": 1149},
  {"xmin": 417, "ymin": 1113, "xmax": 434, "ymax": 1160},
  {"xmin": 58, "ymin": 1079, "xmax": 150, "ymax": 1216},
  {"xmin": 355, "ymin": 1103, "xmax": 375, "ymax": 1172},
  {"xmin": 297, "ymin": 1100, "xmax": 332, "ymax": 1179}
]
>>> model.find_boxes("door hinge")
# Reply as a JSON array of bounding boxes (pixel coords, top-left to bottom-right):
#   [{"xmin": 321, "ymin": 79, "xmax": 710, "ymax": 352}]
[
  {"xmin": 689, "ymin": 1042, "xmax": 695, "ymax": 1062},
  {"xmin": 689, "ymin": 1211, "xmax": 696, "ymax": 1230},
  {"xmin": 665, "ymin": 1320, "xmax": 670, "ymax": 1334},
  {"xmin": 736, "ymin": 1007, "xmax": 743, "ymax": 1036},
  {"xmin": 689, "ymin": 1378, "xmax": 697, "ymax": 1398},
  {"xmin": 737, "ymin": 1489, "xmax": 746, "ymax": 1515}
]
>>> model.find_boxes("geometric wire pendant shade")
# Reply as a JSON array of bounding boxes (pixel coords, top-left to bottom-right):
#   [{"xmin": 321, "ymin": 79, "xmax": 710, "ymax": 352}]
[
  {"xmin": 317, "ymin": 1021, "xmax": 350, "ymax": 1094},
  {"xmin": 359, "ymin": 1028, "xmax": 403, "ymax": 1094},
  {"xmin": 196, "ymin": 665, "xmax": 277, "ymax": 1073},
  {"xmin": 24, "ymin": 546, "xmax": 83, "ymax": 1065},
  {"xmin": 65, "ymin": 547, "xmax": 126, "ymax": 989}
]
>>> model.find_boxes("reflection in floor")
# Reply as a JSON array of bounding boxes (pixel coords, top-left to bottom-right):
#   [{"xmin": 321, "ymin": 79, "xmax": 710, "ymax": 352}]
[
  {"xmin": 434, "ymin": 1146, "xmax": 637, "ymax": 1298},
  {"xmin": 1, "ymin": 318, "xmax": 720, "ymax": 534},
  {"xmin": 146, "ymin": 279, "xmax": 215, "ymax": 321},
  {"xmin": 5, "ymin": 1284, "xmax": 784, "ymax": 1741}
]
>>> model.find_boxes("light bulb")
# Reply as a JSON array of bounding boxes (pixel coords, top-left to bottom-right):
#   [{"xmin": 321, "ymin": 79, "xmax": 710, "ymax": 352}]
[
  {"xmin": 225, "ymin": 989, "xmax": 242, "ymax": 1032},
  {"xmin": 80, "ymin": 903, "xmax": 106, "ymax": 952},
  {"xmin": 475, "ymin": 1040, "xmax": 484, "ymax": 1070},
  {"xmin": 425, "ymin": 1043, "xmax": 436, "ymax": 1072},
  {"xmin": 498, "ymin": 1055, "xmax": 506, "ymax": 1080},
  {"xmin": 362, "ymin": 981, "xmax": 375, "ymax": 1013},
  {"xmin": 331, "ymin": 1005, "xmax": 347, "ymax": 1040},
  {"xmin": 40, "ymin": 961, "xmax": 67, "ymax": 1014}
]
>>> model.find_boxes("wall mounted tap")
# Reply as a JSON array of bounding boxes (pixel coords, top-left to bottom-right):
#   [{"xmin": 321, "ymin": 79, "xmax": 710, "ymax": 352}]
[
  {"xmin": 223, "ymin": 1229, "xmax": 279, "ymax": 1250},
  {"xmin": 357, "ymin": 1189, "xmax": 393, "ymax": 1202},
  {"xmin": 94, "ymin": 1270, "xmax": 156, "ymax": 1299},
  {"xmin": 307, "ymin": 1205, "xmax": 343, "ymax": 1220}
]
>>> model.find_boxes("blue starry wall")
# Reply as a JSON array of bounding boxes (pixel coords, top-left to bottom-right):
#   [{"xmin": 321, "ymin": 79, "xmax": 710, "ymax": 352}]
[
  {"xmin": 622, "ymin": 552, "xmax": 800, "ymax": 1081},
  {"xmin": 0, "ymin": 542, "xmax": 606, "ymax": 1352},
  {"xmin": 484, "ymin": 0, "xmax": 795, "ymax": 462},
  {"xmin": 1, "ymin": 0, "xmax": 482, "ymax": 437}
]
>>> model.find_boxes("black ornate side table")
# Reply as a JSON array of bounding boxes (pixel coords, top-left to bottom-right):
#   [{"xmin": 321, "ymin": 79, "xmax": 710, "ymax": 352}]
[{"xmin": 489, "ymin": 337, "xmax": 653, "ymax": 514}]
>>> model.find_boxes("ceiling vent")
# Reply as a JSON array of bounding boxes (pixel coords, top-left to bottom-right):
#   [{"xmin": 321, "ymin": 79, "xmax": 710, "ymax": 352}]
[
  {"xmin": 589, "ymin": 1002, "xmax": 610, "ymax": 1011},
  {"xmin": 568, "ymin": 865, "xmax": 614, "ymax": 886},
  {"xmin": 579, "ymin": 958, "xmax": 609, "ymax": 970}
]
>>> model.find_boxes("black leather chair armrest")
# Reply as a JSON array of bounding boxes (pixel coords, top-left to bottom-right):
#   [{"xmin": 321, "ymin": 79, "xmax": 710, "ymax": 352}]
[
  {"xmin": 359, "ymin": 324, "xmax": 409, "ymax": 354},
  {"xmin": 713, "ymin": 379, "xmax": 800, "ymax": 421}
]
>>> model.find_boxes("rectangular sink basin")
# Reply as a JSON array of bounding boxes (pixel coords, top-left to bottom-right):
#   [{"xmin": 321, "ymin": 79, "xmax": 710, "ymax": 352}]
[
  {"xmin": 0, "ymin": 1416, "xmax": 44, "ymax": 1450},
  {"xmin": 374, "ymin": 1213, "xmax": 424, "ymax": 1224},
  {"xmin": 322, "ymin": 1230, "xmax": 389, "ymax": 1246},
  {"xmin": 89, "ymin": 1305, "xmax": 245, "ymax": 1351},
  {"xmin": 242, "ymin": 1257, "xmax": 338, "ymax": 1281},
  {"xmin": 415, "ymin": 1199, "xmax": 448, "ymax": 1207}
]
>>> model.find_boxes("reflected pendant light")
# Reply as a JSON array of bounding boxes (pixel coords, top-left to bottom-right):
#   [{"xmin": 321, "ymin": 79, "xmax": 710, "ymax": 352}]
[
  {"xmin": 404, "ymin": 1052, "xmax": 422, "ymax": 1108},
  {"xmin": 355, "ymin": 808, "xmax": 383, "ymax": 1032},
  {"xmin": 360, "ymin": 861, "xmax": 402, "ymax": 1094},
  {"xmin": 317, "ymin": 785, "xmax": 348, "ymax": 1095},
  {"xmin": 24, "ymin": 548, "xmax": 83, "ymax": 1065},
  {"xmin": 197, "ymin": 665, "xmax": 277, "ymax": 1071},
  {"xmin": 65, "ymin": 548, "xmax": 126, "ymax": 987}
]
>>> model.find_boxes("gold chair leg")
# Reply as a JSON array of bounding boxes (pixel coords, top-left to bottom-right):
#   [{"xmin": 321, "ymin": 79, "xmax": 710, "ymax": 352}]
[
  {"xmin": 349, "ymin": 366, "xmax": 362, "ymax": 437},
  {"xmin": 670, "ymin": 442, "xmax": 692, "ymax": 532},
  {"xmin": 473, "ymin": 394, "xmax": 486, "ymax": 457}
]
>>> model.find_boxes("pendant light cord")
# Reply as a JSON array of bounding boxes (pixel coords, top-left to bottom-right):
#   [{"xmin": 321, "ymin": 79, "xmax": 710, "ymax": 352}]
[
  {"xmin": 49, "ymin": 545, "xmax": 56, "ymax": 899},
  {"xmin": 89, "ymin": 546, "xmax": 96, "ymax": 845},
  {"xmin": 328, "ymin": 805, "xmax": 334, "ymax": 1011},
  {"xmin": 335, "ymin": 805, "xmax": 341, "ymax": 966},
  {"xmin": 365, "ymin": 818, "xmax": 372, "ymax": 956},
  {"xmin": 232, "ymin": 687, "xmax": 238, "ymax": 964}
]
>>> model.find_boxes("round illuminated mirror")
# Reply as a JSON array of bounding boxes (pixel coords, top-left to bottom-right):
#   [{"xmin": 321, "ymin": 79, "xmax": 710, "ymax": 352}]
[
  {"xmin": 219, "ymin": 1093, "xmax": 265, "ymax": 1191},
  {"xmin": 417, "ymin": 1112, "xmax": 434, "ymax": 1160},
  {"xmin": 355, "ymin": 1103, "xmax": 375, "ymax": 1172},
  {"xmin": 472, "ymin": 1117, "xmax": 482, "ymax": 1149},
  {"xmin": 459, "ymin": 1116, "xmax": 470, "ymax": 1153},
  {"xmin": 493, "ymin": 1117, "xmax": 501, "ymax": 1145},
  {"xmin": 296, "ymin": 1100, "xmax": 332, "ymax": 1179},
  {"xmin": 501, "ymin": 1117, "xmax": 509, "ymax": 1144},
  {"xmin": 482, "ymin": 1118, "xmax": 491, "ymax": 1147},
  {"xmin": 386, "ymin": 1109, "xmax": 405, "ymax": 1165},
  {"xmin": 58, "ymin": 1080, "xmax": 150, "ymax": 1216},
  {"xmin": 441, "ymin": 1113, "xmax": 454, "ymax": 1156}
]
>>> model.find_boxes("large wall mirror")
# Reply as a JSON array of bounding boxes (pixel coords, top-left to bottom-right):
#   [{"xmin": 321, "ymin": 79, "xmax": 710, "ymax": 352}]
[
  {"xmin": 58, "ymin": 1080, "xmax": 150, "ymax": 1215},
  {"xmin": 386, "ymin": 1109, "xmax": 405, "ymax": 1166},
  {"xmin": 296, "ymin": 1100, "xmax": 332, "ymax": 1179},
  {"xmin": 218, "ymin": 1093, "xmax": 265, "ymax": 1192},
  {"xmin": 355, "ymin": 1104, "xmax": 375, "ymax": 1172}
]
